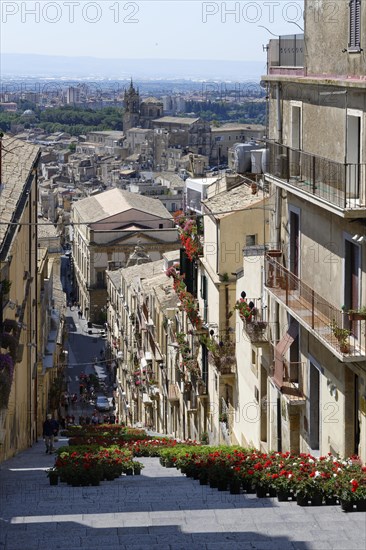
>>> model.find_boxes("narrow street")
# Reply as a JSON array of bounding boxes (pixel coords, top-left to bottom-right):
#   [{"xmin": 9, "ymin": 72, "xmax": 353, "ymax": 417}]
[
  {"xmin": 60, "ymin": 253, "xmax": 111, "ymax": 424},
  {"xmin": 0, "ymin": 442, "xmax": 365, "ymax": 550}
]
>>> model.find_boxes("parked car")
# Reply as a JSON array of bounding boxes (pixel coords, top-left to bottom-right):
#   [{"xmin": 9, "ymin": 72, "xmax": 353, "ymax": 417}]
[{"xmin": 96, "ymin": 396, "xmax": 111, "ymax": 412}]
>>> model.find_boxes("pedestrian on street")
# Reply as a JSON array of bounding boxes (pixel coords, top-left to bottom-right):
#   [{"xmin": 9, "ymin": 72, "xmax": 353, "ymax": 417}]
[{"xmin": 42, "ymin": 414, "xmax": 59, "ymax": 454}]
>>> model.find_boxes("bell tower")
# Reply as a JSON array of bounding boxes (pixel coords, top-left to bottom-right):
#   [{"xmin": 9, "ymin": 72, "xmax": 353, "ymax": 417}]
[{"xmin": 123, "ymin": 79, "xmax": 140, "ymax": 132}]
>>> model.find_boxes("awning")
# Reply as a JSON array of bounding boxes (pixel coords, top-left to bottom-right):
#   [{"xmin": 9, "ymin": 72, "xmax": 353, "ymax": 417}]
[{"xmin": 273, "ymin": 321, "xmax": 298, "ymax": 390}]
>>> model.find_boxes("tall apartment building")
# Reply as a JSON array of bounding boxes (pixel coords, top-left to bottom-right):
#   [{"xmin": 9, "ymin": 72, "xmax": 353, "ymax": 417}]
[
  {"xmin": 259, "ymin": 0, "xmax": 366, "ymax": 459},
  {"xmin": 66, "ymin": 86, "xmax": 81, "ymax": 105}
]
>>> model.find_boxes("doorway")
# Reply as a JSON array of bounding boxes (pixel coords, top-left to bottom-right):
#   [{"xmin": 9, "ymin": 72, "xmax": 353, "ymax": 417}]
[
  {"xmin": 309, "ymin": 361, "xmax": 320, "ymax": 451},
  {"xmin": 347, "ymin": 114, "xmax": 361, "ymax": 200},
  {"xmin": 345, "ymin": 239, "xmax": 360, "ymax": 337}
]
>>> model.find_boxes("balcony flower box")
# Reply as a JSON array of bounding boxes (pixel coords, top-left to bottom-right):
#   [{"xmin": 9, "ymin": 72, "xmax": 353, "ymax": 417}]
[{"xmin": 348, "ymin": 308, "xmax": 366, "ymax": 321}]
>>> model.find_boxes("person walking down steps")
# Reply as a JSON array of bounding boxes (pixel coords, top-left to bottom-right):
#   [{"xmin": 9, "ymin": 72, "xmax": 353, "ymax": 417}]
[{"xmin": 43, "ymin": 414, "xmax": 59, "ymax": 454}]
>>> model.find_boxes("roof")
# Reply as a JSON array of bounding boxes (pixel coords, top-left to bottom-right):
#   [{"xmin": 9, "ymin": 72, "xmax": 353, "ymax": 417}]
[
  {"xmin": 72, "ymin": 187, "xmax": 172, "ymax": 224},
  {"xmin": 141, "ymin": 97, "xmax": 162, "ymax": 104},
  {"xmin": 125, "ymin": 153, "xmax": 141, "ymax": 161},
  {"xmin": 37, "ymin": 219, "xmax": 59, "ymax": 239},
  {"xmin": 120, "ymin": 258, "xmax": 165, "ymax": 284},
  {"xmin": 106, "ymin": 269, "xmax": 121, "ymax": 290},
  {"xmin": 0, "ymin": 135, "xmax": 40, "ymax": 249},
  {"xmin": 87, "ymin": 130, "xmax": 125, "ymax": 138},
  {"xmin": 153, "ymin": 116, "xmax": 200, "ymax": 126},
  {"xmin": 127, "ymin": 127, "xmax": 152, "ymax": 134},
  {"xmin": 118, "ymin": 256, "xmax": 178, "ymax": 310},
  {"xmin": 211, "ymin": 123, "xmax": 265, "ymax": 133},
  {"xmin": 203, "ymin": 183, "xmax": 265, "ymax": 219},
  {"xmin": 154, "ymin": 172, "xmax": 185, "ymax": 188}
]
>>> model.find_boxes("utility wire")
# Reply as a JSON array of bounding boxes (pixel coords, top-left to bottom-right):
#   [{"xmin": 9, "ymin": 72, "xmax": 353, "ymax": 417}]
[{"xmin": 0, "ymin": 197, "xmax": 276, "ymax": 227}]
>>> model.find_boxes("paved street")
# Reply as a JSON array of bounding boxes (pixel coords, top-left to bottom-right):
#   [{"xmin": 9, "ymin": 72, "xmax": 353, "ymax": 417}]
[
  {"xmin": 0, "ymin": 440, "xmax": 365, "ymax": 550},
  {"xmin": 60, "ymin": 253, "xmax": 111, "ymax": 422}
]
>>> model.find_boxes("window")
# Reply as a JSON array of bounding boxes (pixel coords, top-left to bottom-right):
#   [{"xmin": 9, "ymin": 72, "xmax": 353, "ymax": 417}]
[
  {"xmin": 349, "ymin": 0, "xmax": 361, "ymax": 52},
  {"xmin": 246, "ymin": 234, "xmax": 256, "ymax": 247},
  {"xmin": 200, "ymin": 274, "xmax": 207, "ymax": 300},
  {"xmin": 201, "ymin": 344, "xmax": 208, "ymax": 386},
  {"xmin": 159, "ymin": 223, "xmax": 163, "ymax": 228}
]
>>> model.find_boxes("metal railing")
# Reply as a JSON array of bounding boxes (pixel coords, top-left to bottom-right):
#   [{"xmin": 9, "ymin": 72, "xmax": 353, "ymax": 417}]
[
  {"xmin": 266, "ymin": 141, "xmax": 366, "ymax": 210},
  {"xmin": 237, "ymin": 297, "xmax": 268, "ymax": 344},
  {"xmin": 208, "ymin": 331, "xmax": 236, "ymax": 375},
  {"xmin": 265, "ymin": 255, "xmax": 366, "ymax": 357}
]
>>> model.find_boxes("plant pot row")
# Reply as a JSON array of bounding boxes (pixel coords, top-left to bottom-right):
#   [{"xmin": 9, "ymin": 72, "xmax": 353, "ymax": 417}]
[{"xmin": 163, "ymin": 462, "xmax": 366, "ymax": 511}]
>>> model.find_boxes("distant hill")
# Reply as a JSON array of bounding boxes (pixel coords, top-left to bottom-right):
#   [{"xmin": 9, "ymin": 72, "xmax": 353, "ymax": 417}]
[{"xmin": 1, "ymin": 53, "xmax": 265, "ymax": 81}]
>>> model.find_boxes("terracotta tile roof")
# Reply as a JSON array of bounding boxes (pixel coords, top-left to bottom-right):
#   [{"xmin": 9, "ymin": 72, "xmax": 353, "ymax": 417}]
[
  {"xmin": 0, "ymin": 135, "xmax": 40, "ymax": 248},
  {"xmin": 72, "ymin": 188, "xmax": 172, "ymax": 223}
]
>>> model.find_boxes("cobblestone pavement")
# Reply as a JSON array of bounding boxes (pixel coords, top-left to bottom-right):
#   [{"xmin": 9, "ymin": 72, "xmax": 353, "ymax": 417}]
[{"xmin": 0, "ymin": 441, "xmax": 365, "ymax": 550}]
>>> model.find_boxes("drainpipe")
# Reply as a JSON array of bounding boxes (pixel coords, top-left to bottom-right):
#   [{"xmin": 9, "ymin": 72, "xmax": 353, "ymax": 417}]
[
  {"xmin": 275, "ymin": 187, "xmax": 282, "ymax": 251},
  {"xmin": 225, "ymin": 284, "xmax": 229, "ymax": 332},
  {"xmin": 276, "ymin": 83, "xmax": 282, "ymax": 143}
]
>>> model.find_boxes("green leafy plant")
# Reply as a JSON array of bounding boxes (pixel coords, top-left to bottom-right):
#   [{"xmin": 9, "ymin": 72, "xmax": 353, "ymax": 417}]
[{"xmin": 329, "ymin": 319, "xmax": 350, "ymax": 351}]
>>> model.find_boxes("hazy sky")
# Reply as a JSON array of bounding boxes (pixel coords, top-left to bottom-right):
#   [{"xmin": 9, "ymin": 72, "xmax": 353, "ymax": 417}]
[{"xmin": 1, "ymin": 1, "xmax": 304, "ymax": 61}]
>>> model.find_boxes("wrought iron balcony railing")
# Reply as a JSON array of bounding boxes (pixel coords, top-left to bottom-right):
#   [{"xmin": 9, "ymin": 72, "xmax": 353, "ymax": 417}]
[
  {"xmin": 265, "ymin": 255, "xmax": 366, "ymax": 359},
  {"xmin": 266, "ymin": 141, "xmax": 366, "ymax": 211}
]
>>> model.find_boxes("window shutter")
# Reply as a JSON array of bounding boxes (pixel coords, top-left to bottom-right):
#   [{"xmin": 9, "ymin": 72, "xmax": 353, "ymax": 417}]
[
  {"xmin": 349, "ymin": 0, "xmax": 361, "ymax": 51},
  {"xmin": 201, "ymin": 343, "xmax": 208, "ymax": 386},
  {"xmin": 200, "ymin": 274, "xmax": 207, "ymax": 300}
]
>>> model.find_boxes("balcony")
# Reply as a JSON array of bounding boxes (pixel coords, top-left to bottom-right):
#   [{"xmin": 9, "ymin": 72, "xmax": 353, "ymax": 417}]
[
  {"xmin": 265, "ymin": 142, "xmax": 366, "ymax": 217},
  {"xmin": 271, "ymin": 354, "xmax": 306, "ymax": 405},
  {"xmin": 242, "ymin": 320, "xmax": 268, "ymax": 344},
  {"xmin": 167, "ymin": 383, "xmax": 179, "ymax": 403},
  {"xmin": 208, "ymin": 333, "xmax": 236, "ymax": 380},
  {"xmin": 268, "ymin": 34, "xmax": 304, "ymax": 76},
  {"xmin": 265, "ymin": 256, "xmax": 366, "ymax": 361}
]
